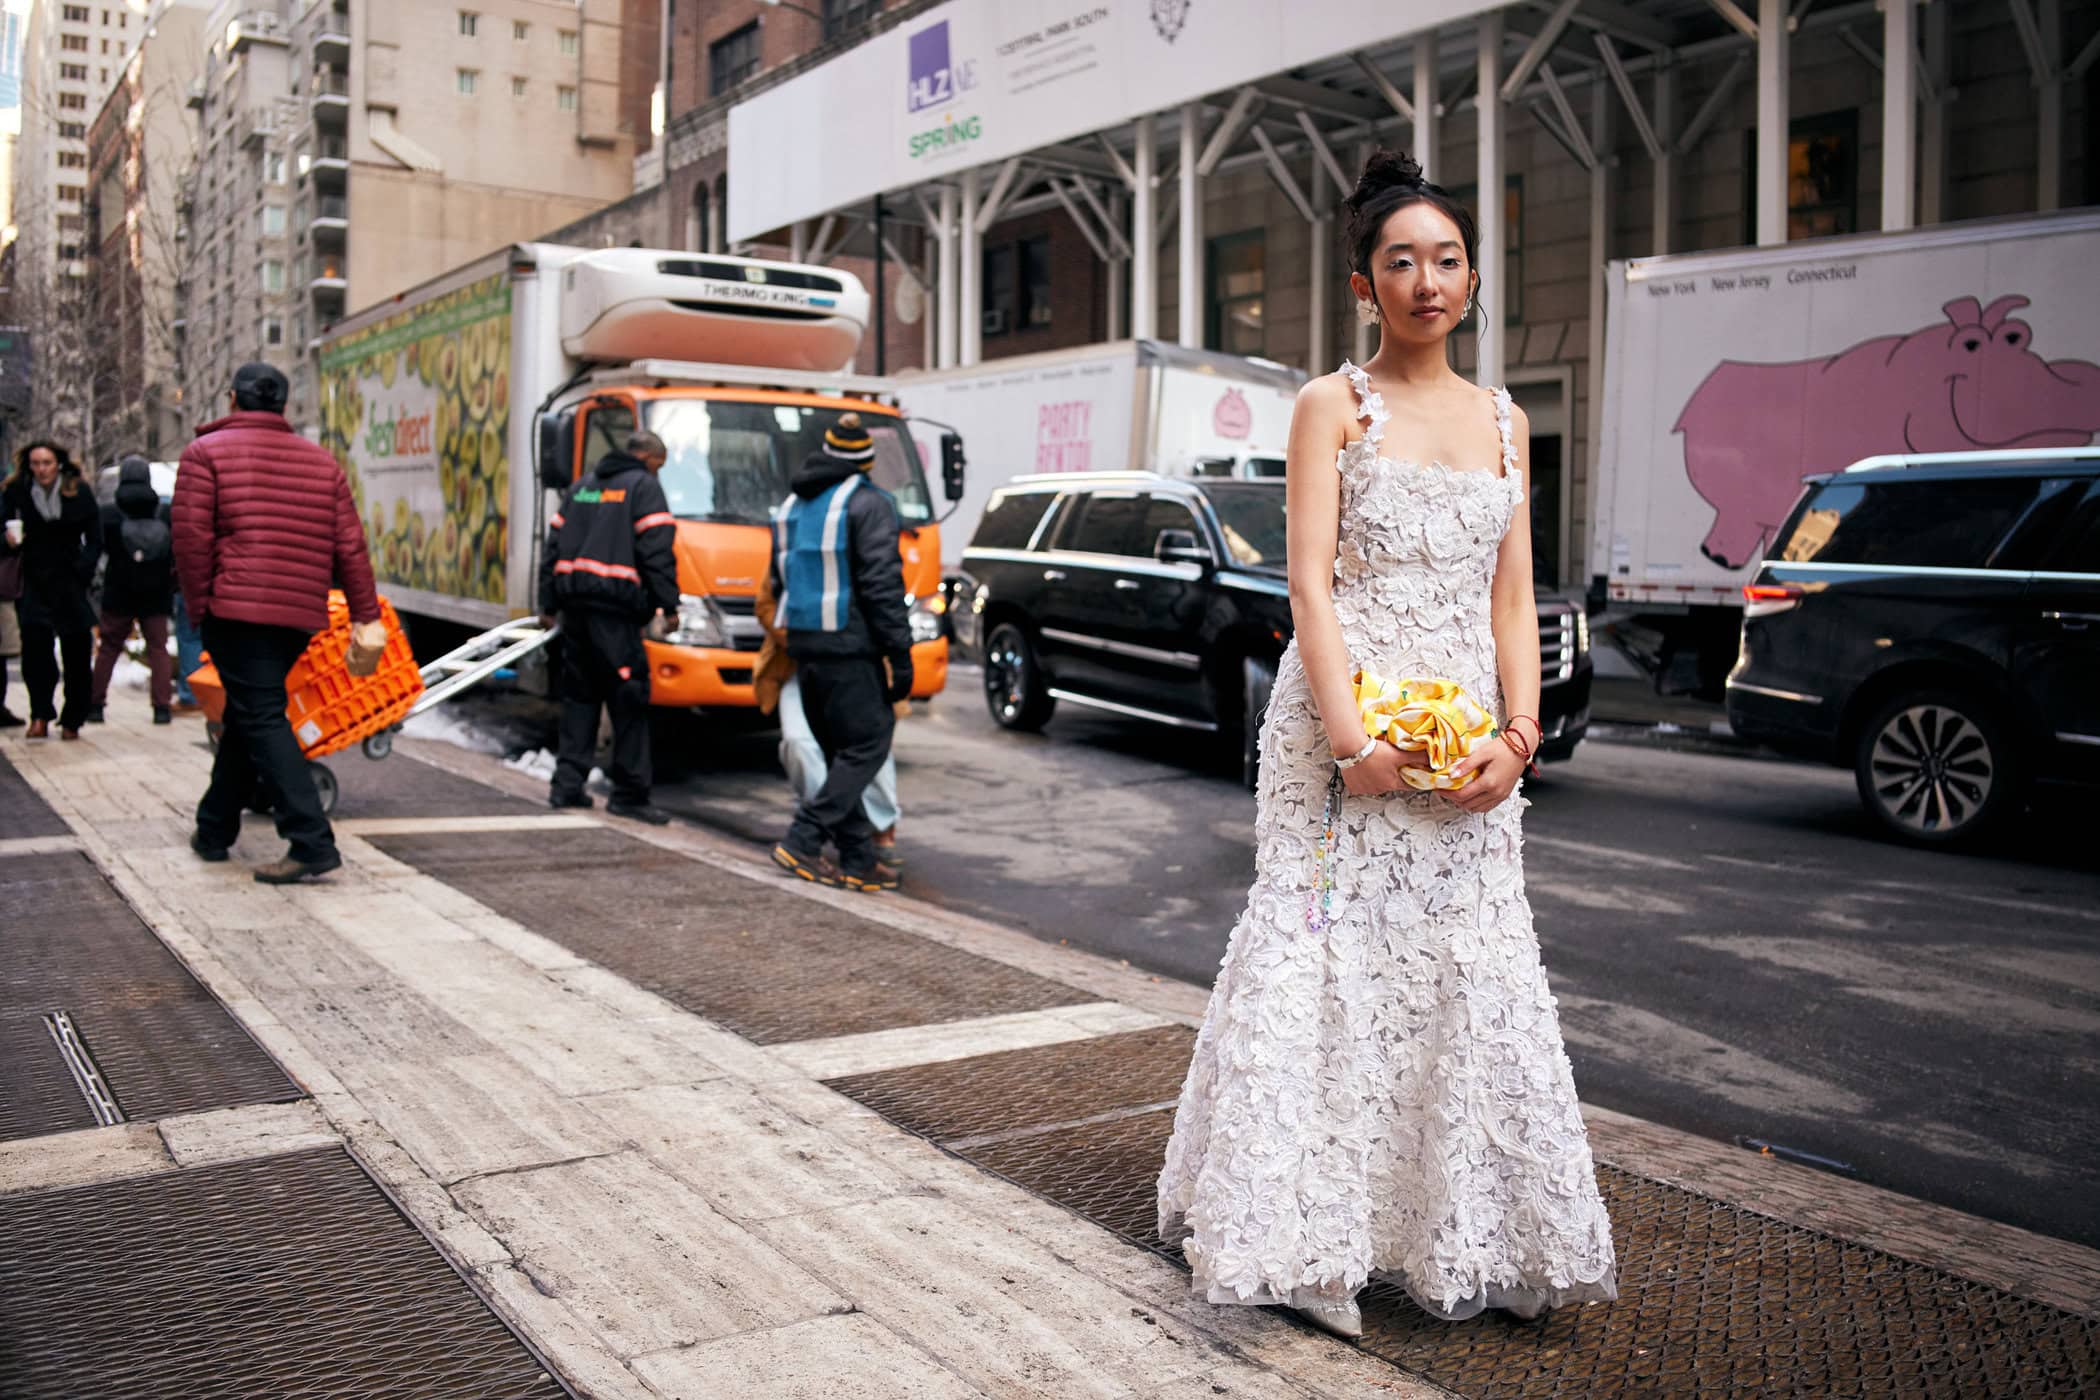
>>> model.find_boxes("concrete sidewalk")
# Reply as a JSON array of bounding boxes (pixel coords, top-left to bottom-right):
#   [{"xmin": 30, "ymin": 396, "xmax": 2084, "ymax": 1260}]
[{"xmin": 3, "ymin": 709, "xmax": 2097, "ymax": 1398}]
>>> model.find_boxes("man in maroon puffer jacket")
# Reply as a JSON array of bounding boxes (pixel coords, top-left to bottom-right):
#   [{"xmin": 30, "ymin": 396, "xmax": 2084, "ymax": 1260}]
[{"xmin": 173, "ymin": 363, "xmax": 381, "ymax": 884}]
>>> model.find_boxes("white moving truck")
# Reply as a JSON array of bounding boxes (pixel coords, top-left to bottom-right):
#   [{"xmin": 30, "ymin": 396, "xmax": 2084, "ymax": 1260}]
[
  {"xmin": 314, "ymin": 242, "xmax": 963, "ymax": 709},
  {"xmin": 1589, "ymin": 210, "xmax": 2100, "ymax": 681},
  {"xmin": 895, "ymin": 340, "xmax": 1304, "ymax": 566}
]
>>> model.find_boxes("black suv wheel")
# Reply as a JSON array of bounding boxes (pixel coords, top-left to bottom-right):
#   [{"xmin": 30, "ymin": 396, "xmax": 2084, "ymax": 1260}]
[
  {"xmin": 983, "ymin": 622, "xmax": 1055, "ymax": 731},
  {"xmin": 1853, "ymin": 688, "xmax": 2018, "ymax": 845}
]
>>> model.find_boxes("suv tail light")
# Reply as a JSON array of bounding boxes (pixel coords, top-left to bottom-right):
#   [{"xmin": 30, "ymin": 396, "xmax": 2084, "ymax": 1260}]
[{"xmin": 1742, "ymin": 583, "xmax": 1804, "ymax": 618}]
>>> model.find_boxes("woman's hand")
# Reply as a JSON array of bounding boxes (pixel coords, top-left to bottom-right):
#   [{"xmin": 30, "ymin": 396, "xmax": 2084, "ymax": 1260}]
[
  {"xmin": 1439, "ymin": 741, "xmax": 1526, "ymax": 813},
  {"xmin": 1337, "ymin": 739, "xmax": 1433, "ymax": 796}
]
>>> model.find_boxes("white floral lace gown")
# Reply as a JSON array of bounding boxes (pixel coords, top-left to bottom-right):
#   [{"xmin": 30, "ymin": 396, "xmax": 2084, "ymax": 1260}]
[{"xmin": 1156, "ymin": 363, "xmax": 1619, "ymax": 1321}]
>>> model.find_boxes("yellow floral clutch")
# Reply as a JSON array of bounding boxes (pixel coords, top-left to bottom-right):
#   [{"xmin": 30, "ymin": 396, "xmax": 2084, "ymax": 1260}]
[{"xmin": 1350, "ymin": 671, "xmax": 1497, "ymax": 791}]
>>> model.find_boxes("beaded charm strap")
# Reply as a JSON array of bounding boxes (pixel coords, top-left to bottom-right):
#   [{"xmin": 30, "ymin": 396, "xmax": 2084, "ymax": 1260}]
[{"xmin": 1307, "ymin": 772, "xmax": 1343, "ymax": 933}]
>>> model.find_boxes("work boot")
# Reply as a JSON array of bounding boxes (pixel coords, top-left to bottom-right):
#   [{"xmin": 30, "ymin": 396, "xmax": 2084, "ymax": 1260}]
[
  {"xmin": 872, "ymin": 825, "xmax": 903, "ymax": 868},
  {"xmin": 253, "ymin": 851, "xmax": 344, "ymax": 885},
  {"xmin": 772, "ymin": 844, "xmax": 845, "ymax": 888},
  {"xmin": 0, "ymin": 707, "xmax": 22, "ymax": 728},
  {"xmin": 189, "ymin": 831, "xmax": 230, "ymax": 863},
  {"xmin": 60, "ymin": 728, "xmax": 81, "ymax": 742},
  {"xmin": 25, "ymin": 718, "xmax": 49, "ymax": 740},
  {"xmin": 153, "ymin": 706, "xmax": 173, "ymax": 725},
  {"xmin": 843, "ymin": 860, "xmax": 902, "ymax": 894},
  {"xmin": 549, "ymin": 789, "xmax": 594, "ymax": 810},
  {"xmin": 606, "ymin": 798, "xmax": 671, "ymax": 826},
  {"xmin": 85, "ymin": 704, "xmax": 105, "ymax": 724}
]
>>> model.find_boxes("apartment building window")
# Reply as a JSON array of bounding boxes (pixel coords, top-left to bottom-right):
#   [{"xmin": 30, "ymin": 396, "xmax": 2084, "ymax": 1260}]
[
  {"xmin": 59, "ymin": 122, "xmax": 84, "ymax": 139},
  {"xmin": 258, "ymin": 205, "xmax": 285, "ymax": 236},
  {"xmin": 458, "ymin": 11, "xmax": 478, "ymax": 37},
  {"xmin": 265, "ymin": 318, "xmax": 283, "ymax": 347},
  {"xmin": 58, "ymin": 242, "xmax": 80, "ymax": 260},
  {"xmin": 511, "ymin": 76, "xmax": 527, "ymax": 98},
  {"xmin": 60, "ymin": 63, "xmax": 86, "ymax": 80},
  {"xmin": 1741, "ymin": 111, "xmax": 1860, "ymax": 242},
  {"xmin": 57, "ymin": 184, "xmax": 85, "ymax": 202},
  {"xmin": 61, "ymin": 34, "xmax": 86, "ymax": 52},
  {"xmin": 59, "ymin": 93, "xmax": 85, "ymax": 109},
  {"xmin": 62, "ymin": 4, "xmax": 88, "ymax": 19},
  {"xmin": 265, "ymin": 152, "xmax": 284, "ymax": 184},
  {"xmin": 981, "ymin": 235, "xmax": 1052, "ymax": 337},
  {"xmin": 558, "ymin": 29, "xmax": 578, "ymax": 57},
  {"xmin": 1206, "ymin": 231, "xmax": 1265, "ymax": 356},
  {"xmin": 513, "ymin": 21, "xmax": 528, "ymax": 41},
  {"xmin": 557, "ymin": 85, "xmax": 577, "ymax": 112},
  {"xmin": 457, "ymin": 68, "xmax": 480, "ymax": 96},
  {"xmin": 262, "ymin": 259, "xmax": 284, "ymax": 292},
  {"xmin": 823, "ymin": 0, "xmax": 880, "ymax": 41},
  {"xmin": 1447, "ymin": 176, "xmax": 1523, "ymax": 324},
  {"xmin": 709, "ymin": 23, "xmax": 760, "ymax": 95},
  {"xmin": 58, "ymin": 151, "xmax": 85, "ymax": 168}
]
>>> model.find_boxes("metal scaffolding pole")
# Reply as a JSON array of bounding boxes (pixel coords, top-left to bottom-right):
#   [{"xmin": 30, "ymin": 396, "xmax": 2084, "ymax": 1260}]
[
  {"xmin": 1476, "ymin": 10, "xmax": 1505, "ymax": 387},
  {"xmin": 1132, "ymin": 113, "xmax": 1158, "ymax": 340},
  {"xmin": 1882, "ymin": 0, "xmax": 1916, "ymax": 231},
  {"xmin": 1415, "ymin": 33, "xmax": 1440, "ymax": 180},
  {"xmin": 960, "ymin": 166, "xmax": 983, "ymax": 365},
  {"xmin": 936, "ymin": 184, "xmax": 958, "ymax": 368},
  {"xmin": 1756, "ymin": 0, "xmax": 1789, "ymax": 245},
  {"xmin": 1179, "ymin": 106, "xmax": 1204, "ymax": 346},
  {"xmin": 1309, "ymin": 215, "xmax": 1331, "ymax": 375}
]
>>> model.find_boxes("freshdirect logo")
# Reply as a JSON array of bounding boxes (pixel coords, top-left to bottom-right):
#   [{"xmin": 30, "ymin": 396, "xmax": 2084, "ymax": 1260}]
[
  {"xmin": 908, "ymin": 111, "xmax": 983, "ymax": 159},
  {"xmin": 364, "ymin": 404, "xmax": 433, "ymax": 458},
  {"xmin": 906, "ymin": 21, "xmax": 976, "ymax": 113}
]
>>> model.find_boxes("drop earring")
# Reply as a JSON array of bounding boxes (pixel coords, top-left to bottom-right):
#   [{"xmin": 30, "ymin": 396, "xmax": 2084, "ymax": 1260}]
[
  {"xmin": 1356, "ymin": 298, "xmax": 1380, "ymax": 326},
  {"xmin": 1461, "ymin": 296, "xmax": 1474, "ymax": 323}
]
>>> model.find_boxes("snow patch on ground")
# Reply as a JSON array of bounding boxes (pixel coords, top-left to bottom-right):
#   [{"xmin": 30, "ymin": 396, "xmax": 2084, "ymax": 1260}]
[
  {"xmin": 401, "ymin": 705, "xmax": 509, "ymax": 756},
  {"xmin": 502, "ymin": 747, "xmax": 603, "ymax": 788}
]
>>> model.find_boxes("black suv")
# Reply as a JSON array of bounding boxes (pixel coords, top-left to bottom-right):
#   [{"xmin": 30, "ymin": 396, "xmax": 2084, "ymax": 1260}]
[
  {"xmin": 1727, "ymin": 450, "xmax": 2100, "ymax": 844},
  {"xmin": 954, "ymin": 472, "xmax": 1591, "ymax": 786}
]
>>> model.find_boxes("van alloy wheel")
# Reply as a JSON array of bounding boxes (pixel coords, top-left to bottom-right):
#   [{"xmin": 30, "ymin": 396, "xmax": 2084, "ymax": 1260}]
[{"xmin": 1860, "ymin": 700, "xmax": 1998, "ymax": 840}]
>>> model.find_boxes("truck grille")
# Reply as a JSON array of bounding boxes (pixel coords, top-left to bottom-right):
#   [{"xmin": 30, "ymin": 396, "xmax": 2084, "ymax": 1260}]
[
  {"xmin": 1539, "ymin": 608, "xmax": 1581, "ymax": 682},
  {"xmin": 713, "ymin": 595, "xmax": 765, "ymax": 653}
]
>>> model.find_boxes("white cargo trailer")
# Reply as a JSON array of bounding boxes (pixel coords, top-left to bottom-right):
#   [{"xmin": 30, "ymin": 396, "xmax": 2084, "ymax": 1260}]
[
  {"xmin": 1591, "ymin": 210, "xmax": 2100, "ymax": 631},
  {"xmin": 896, "ymin": 340, "xmax": 1304, "ymax": 566}
]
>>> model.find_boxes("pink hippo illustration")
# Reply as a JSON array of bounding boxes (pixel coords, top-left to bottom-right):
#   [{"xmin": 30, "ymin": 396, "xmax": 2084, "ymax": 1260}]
[{"xmin": 1675, "ymin": 295, "xmax": 2100, "ymax": 568}]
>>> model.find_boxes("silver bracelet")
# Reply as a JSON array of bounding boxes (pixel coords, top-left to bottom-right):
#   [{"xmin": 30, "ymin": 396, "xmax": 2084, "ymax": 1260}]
[{"xmin": 1333, "ymin": 735, "xmax": 1378, "ymax": 770}]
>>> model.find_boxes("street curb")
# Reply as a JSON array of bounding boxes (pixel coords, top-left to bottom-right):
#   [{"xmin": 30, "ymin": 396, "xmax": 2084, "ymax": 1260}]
[{"xmin": 398, "ymin": 735, "xmax": 2100, "ymax": 1319}]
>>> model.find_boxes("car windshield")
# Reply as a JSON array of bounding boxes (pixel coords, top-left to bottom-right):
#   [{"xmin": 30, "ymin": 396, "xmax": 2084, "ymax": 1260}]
[
  {"xmin": 1202, "ymin": 483, "xmax": 1288, "ymax": 566},
  {"xmin": 646, "ymin": 399, "xmax": 934, "ymax": 528}
]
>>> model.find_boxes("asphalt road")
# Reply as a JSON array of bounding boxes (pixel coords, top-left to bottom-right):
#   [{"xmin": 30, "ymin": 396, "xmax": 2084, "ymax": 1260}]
[{"xmin": 456, "ymin": 665, "xmax": 2100, "ymax": 1250}]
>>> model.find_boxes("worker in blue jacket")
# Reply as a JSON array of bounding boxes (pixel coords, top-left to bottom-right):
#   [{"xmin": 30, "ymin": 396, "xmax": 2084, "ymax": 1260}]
[{"xmin": 769, "ymin": 414, "xmax": 913, "ymax": 892}]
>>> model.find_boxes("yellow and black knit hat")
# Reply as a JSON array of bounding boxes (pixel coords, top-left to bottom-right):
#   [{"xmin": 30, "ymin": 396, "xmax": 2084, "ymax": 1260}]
[{"xmin": 821, "ymin": 413, "xmax": 876, "ymax": 464}]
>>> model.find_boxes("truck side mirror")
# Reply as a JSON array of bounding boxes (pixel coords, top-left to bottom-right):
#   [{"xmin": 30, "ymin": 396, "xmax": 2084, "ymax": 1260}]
[
  {"xmin": 537, "ymin": 411, "xmax": 575, "ymax": 491},
  {"xmin": 940, "ymin": 432, "xmax": 966, "ymax": 502}
]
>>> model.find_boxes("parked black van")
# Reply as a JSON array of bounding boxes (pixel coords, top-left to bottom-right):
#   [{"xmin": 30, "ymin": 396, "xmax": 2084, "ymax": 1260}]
[
  {"xmin": 1726, "ymin": 450, "xmax": 2100, "ymax": 844},
  {"xmin": 954, "ymin": 472, "xmax": 1591, "ymax": 787}
]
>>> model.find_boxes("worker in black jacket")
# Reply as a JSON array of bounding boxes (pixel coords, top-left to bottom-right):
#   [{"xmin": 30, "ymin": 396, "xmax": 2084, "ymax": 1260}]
[
  {"xmin": 769, "ymin": 414, "xmax": 914, "ymax": 892},
  {"xmin": 538, "ymin": 429, "xmax": 679, "ymax": 823}
]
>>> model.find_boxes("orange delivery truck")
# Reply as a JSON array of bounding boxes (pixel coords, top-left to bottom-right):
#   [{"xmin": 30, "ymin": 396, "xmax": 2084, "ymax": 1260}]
[{"xmin": 313, "ymin": 242, "xmax": 963, "ymax": 706}]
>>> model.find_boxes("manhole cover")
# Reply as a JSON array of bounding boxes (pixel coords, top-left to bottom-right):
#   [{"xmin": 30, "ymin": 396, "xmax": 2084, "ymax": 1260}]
[{"xmin": 0, "ymin": 750, "xmax": 67, "ymax": 840}]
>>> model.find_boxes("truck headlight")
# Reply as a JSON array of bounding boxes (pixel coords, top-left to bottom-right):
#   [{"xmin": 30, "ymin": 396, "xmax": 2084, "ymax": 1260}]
[
  {"xmin": 907, "ymin": 595, "xmax": 943, "ymax": 644},
  {"xmin": 1574, "ymin": 608, "xmax": 1589, "ymax": 655},
  {"xmin": 667, "ymin": 593, "xmax": 726, "ymax": 648}
]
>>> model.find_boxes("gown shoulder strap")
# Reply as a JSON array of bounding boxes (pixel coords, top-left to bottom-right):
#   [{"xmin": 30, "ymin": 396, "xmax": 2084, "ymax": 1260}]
[
  {"xmin": 1337, "ymin": 360, "xmax": 1387, "ymax": 451},
  {"xmin": 1491, "ymin": 387, "xmax": 1519, "ymax": 479}
]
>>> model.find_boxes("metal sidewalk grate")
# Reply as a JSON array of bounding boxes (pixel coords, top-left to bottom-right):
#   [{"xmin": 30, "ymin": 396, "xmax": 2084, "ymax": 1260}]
[
  {"xmin": 0, "ymin": 749, "xmax": 68, "ymax": 839},
  {"xmin": 0, "ymin": 852, "xmax": 301, "ymax": 1140},
  {"xmin": 826, "ymin": 1028, "xmax": 2100, "ymax": 1398},
  {"xmin": 369, "ymin": 826, "xmax": 1096, "ymax": 1044},
  {"xmin": 329, "ymin": 750, "xmax": 542, "ymax": 818},
  {"xmin": 0, "ymin": 1146, "xmax": 569, "ymax": 1399}
]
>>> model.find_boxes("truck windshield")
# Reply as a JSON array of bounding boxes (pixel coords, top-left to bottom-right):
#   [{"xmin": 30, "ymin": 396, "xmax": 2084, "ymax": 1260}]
[{"xmin": 646, "ymin": 400, "xmax": 934, "ymax": 528}]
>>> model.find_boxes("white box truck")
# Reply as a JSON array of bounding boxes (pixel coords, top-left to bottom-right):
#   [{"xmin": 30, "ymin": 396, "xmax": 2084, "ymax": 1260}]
[
  {"xmin": 894, "ymin": 340, "xmax": 1304, "ymax": 566},
  {"xmin": 313, "ymin": 242, "xmax": 965, "ymax": 709},
  {"xmin": 1590, "ymin": 210, "xmax": 2100, "ymax": 679}
]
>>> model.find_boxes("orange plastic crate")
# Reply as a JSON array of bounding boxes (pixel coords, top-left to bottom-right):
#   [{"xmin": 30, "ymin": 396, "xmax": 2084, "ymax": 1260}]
[{"xmin": 189, "ymin": 593, "xmax": 425, "ymax": 760}]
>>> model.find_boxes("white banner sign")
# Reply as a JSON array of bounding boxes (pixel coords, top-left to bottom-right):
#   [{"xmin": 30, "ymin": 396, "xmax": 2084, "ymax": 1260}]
[{"xmin": 726, "ymin": 0, "xmax": 1499, "ymax": 243}]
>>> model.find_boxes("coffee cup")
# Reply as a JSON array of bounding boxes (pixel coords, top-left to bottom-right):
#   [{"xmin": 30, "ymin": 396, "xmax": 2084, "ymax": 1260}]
[{"xmin": 3, "ymin": 518, "xmax": 22, "ymax": 547}]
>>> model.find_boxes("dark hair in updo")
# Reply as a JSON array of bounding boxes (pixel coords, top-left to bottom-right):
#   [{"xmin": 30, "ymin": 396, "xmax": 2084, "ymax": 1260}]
[{"xmin": 1344, "ymin": 148, "xmax": 1479, "ymax": 285}]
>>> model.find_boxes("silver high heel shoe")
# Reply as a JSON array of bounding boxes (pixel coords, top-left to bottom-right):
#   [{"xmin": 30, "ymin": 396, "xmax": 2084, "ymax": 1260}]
[{"xmin": 1289, "ymin": 1296, "xmax": 1363, "ymax": 1339}]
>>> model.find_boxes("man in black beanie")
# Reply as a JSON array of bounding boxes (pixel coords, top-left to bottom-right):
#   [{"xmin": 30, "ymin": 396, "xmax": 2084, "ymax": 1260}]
[{"xmin": 768, "ymin": 413, "xmax": 913, "ymax": 892}]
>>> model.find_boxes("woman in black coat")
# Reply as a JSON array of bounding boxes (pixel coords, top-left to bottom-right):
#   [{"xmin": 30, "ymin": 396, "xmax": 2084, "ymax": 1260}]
[{"xmin": 0, "ymin": 441, "xmax": 101, "ymax": 739}]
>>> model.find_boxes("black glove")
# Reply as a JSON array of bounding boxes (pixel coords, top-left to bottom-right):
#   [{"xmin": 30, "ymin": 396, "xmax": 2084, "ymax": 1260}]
[{"xmin": 883, "ymin": 652, "xmax": 915, "ymax": 704}]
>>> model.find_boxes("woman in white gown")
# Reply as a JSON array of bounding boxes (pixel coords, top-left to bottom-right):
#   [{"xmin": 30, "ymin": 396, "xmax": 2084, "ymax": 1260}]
[{"xmin": 1156, "ymin": 151, "xmax": 1618, "ymax": 1339}]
